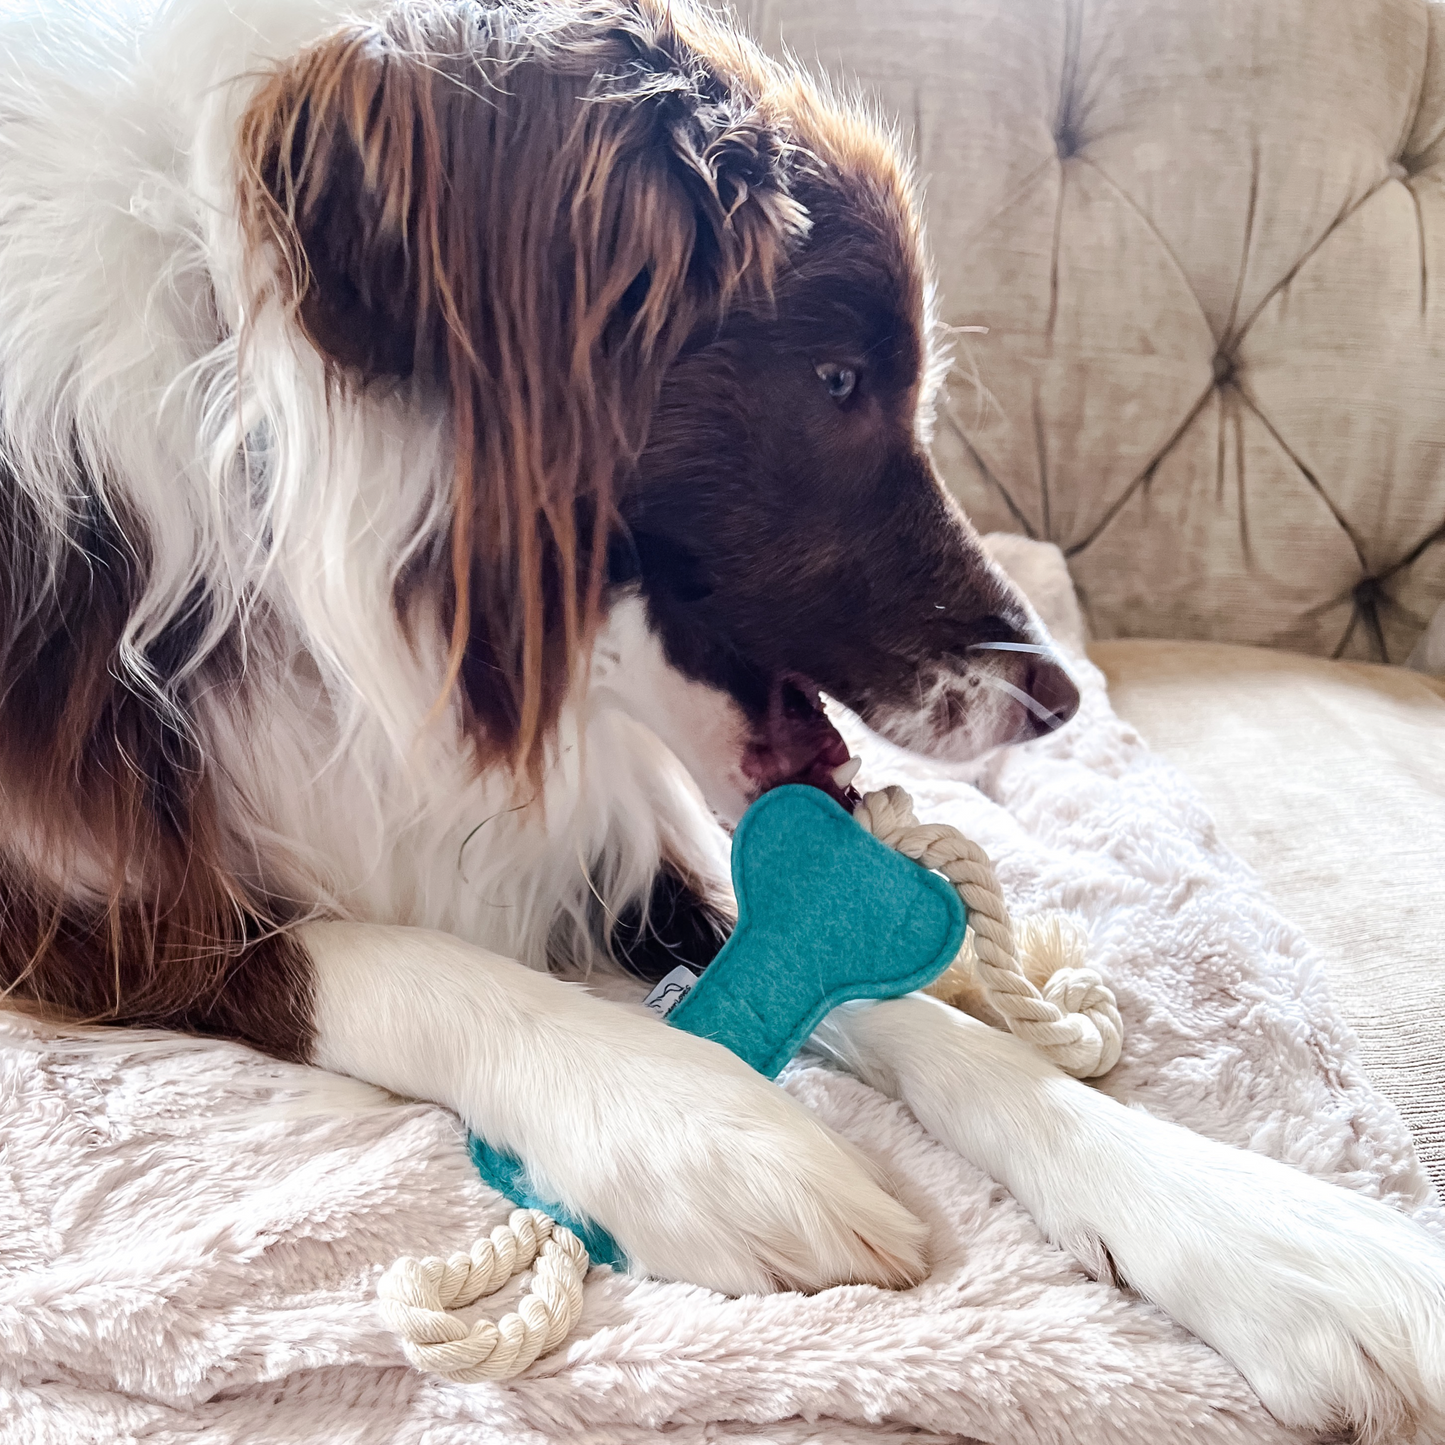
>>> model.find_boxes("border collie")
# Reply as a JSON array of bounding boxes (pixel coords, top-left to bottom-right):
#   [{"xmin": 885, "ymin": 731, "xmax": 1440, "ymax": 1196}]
[{"xmin": 1, "ymin": 0, "xmax": 1442, "ymax": 1434}]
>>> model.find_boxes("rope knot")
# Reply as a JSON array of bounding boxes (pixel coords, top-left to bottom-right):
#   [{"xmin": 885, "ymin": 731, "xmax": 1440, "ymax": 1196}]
[
  {"xmin": 852, "ymin": 785, "xmax": 919, "ymax": 846},
  {"xmin": 377, "ymin": 1208, "xmax": 588, "ymax": 1382},
  {"xmin": 856, "ymin": 790, "xmax": 1124, "ymax": 1080}
]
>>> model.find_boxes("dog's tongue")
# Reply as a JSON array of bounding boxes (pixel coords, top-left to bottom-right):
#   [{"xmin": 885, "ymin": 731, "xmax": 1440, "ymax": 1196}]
[
  {"xmin": 787, "ymin": 742, "xmax": 862, "ymax": 811},
  {"xmin": 745, "ymin": 676, "xmax": 862, "ymax": 812}
]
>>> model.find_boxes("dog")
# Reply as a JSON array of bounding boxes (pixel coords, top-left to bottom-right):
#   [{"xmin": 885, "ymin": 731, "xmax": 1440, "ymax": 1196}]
[{"xmin": 1, "ymin": 0, "xmax": 1442, "ymax": 1435}]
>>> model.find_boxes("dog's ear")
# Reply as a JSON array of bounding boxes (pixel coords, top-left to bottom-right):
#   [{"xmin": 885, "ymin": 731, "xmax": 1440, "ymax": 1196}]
[{"xmin": 237, "ymin": 6, "xmax": 806, "ymax": 780}]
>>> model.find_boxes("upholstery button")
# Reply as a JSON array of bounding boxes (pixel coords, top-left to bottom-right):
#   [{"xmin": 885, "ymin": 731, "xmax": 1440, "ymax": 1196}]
[
  {"xmin": 1353, "ymin": 575, "xmax": 1384, "ymax": 609},
  {"xmin": 1352, "ymin": 576, "xmax": 1389, "ymax": 660},
  {"xmin": 1055, "ymin": 123, "xmax": 1079, "ymax": 159},
  {"xmin": 1212, "ymin": 353, "xmax": 1235, "ymax": 386}
]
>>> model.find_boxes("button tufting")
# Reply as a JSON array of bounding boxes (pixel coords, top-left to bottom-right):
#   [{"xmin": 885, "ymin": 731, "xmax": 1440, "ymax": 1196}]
[
  {"xmin": 1350, "ymin": 577, "xmax": 1389, "ymax": 660},
  {"xmin": 1353, "ymin": 575, "xmax": 1384, "ymax": 609},
  {"xmin": 821, "ymin": 0, "xmax": 1445, "ymax": 666}
]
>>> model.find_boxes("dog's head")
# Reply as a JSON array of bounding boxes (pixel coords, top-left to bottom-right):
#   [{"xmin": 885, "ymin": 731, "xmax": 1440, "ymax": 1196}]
[
  {"xmin": 595, "ymin": 98, "xmax": 1079, "ymax": 820},
  {"xmin": 238, "ymin": 0, "xmax": 1076, "ymax": 818}
]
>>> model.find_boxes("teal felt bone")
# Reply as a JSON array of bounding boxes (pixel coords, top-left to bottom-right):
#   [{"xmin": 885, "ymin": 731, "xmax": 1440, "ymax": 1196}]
[
  {"xmin": 470, "ymin": 784, "xmax": 968, "ymax": 1268},
  {"xmin": 665, "ymin": 785, "xmax": 968, "ymax": 1076}
]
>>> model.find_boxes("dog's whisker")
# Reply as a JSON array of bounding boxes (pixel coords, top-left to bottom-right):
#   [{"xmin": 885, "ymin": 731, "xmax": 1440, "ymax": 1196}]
[
  {"xmin": 967, "ymin": 641, "xmax": 1049, "ymax": 655},
  {"xmin": 976, "ymin": 671, "xmax": 1061, "ymax": 725}
]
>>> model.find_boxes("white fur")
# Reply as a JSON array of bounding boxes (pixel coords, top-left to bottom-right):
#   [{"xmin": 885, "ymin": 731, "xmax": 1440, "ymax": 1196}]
[
  {"xmin": 302, "ymin": 919, "xmax": 927, "ymax": 1294},
  {"xmin": 817, "ymin": 996, "xmax": 1445, "ymax": 1438},
  {"xmin": 591, "ymin": 595, "xmax": 760, "ymax": 825}
]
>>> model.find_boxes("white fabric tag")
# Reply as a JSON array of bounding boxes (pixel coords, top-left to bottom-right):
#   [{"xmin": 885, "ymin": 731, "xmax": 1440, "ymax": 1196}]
[{"xmin": 642, "ymin": 965, "xmax": 699, "ymax": 1019}]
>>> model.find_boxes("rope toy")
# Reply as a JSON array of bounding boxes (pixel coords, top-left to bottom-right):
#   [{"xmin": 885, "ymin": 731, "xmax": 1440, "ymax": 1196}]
[
  {"xmin": 380, "ymin": 783, "xmax": 1123, "ymax": 1380},
  {"xmin": 377, "ymin": 1208, "xmax": 588, "ymax": 1382},
  {"xmin": 855, "ymin": 785, "xmax": 1122, "ymax": 1078}
]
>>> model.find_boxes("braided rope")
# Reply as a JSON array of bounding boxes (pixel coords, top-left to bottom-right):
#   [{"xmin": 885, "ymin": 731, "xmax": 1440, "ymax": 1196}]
[
  {"xmin": 377, "ymin": 1208, "xmax": 587, "ymax": 1382},
  {"xmin": 854, "ymin": 786, "xmax": 1122, "ymax": 1078}
]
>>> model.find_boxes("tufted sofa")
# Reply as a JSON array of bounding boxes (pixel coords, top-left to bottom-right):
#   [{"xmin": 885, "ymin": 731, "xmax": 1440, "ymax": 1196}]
[{"xmin": 738, "ymin": 0, "xmax": 1445, "ymax": 1187}]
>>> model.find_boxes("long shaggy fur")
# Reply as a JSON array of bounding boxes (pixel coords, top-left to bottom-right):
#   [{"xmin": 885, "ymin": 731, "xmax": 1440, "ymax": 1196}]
[
  {"xmin": 236, "ymin": 2, "xmax": 804, "ymax": 778},
  {"xmin": 0, "ymin": 0, "xmax": 811, "ymax": 1035}
]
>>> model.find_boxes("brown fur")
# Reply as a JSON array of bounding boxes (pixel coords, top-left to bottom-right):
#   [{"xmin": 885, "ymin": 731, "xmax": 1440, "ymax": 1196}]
[
  {"xmin": 237, "ymin": 0, "xmax": 808, "ymax": 785},
  {"xmin": 0, "ymin": 452, "xmax": 312, "ymax": 1058},
  {"xmin": 616, "ymin": 130, "xmax": 1049, "ymax": 744}
]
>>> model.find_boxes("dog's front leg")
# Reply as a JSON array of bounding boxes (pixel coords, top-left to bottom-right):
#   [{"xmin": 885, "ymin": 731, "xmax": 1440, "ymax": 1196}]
[
  {"xmin": 299, "ymin": 921, "xmax": 925, "ymax": 1296},
  {"xmin": 814, "ymin": 994, "xmax": 1445, "ymax": 1438}
]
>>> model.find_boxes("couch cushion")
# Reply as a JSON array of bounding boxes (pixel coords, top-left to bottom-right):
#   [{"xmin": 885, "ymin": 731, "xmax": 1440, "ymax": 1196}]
[
  {"xmin": 735, "ymin": 0, "xmax": 1445, "ymax": 663},
  {"xmin": 1092, "ymin": 638, "xmax": 1445, "ymax": 1191}
]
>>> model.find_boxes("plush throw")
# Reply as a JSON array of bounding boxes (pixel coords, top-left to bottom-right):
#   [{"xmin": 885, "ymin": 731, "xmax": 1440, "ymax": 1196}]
[{"xmin": 0, "ymin": 546, "xmax": 1436, "ymax": 1445}]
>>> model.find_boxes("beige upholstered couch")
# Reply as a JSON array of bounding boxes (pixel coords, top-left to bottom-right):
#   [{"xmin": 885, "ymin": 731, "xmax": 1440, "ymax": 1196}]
[{"xmin": 739, "ymin": 0, "xmax": 1445, "ymax": 1189}]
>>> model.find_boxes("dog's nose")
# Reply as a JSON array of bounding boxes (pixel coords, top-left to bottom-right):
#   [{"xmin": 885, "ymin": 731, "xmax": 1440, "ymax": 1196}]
[{"xmin": 1023, "ymin": 656, "xmax": 1080, "ymax": 734}]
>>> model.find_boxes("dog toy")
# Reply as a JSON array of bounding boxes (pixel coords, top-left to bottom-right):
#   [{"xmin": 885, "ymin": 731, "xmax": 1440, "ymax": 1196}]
[{"xmin": 378, "ymin": 783, "xmax": 1124, "ymax": 1382}]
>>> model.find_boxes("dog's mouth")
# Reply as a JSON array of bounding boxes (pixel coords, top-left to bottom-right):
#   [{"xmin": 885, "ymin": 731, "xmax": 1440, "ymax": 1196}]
[{"xmin": 742, "ymin": 674, "xmax": 862, "ymax": 812}]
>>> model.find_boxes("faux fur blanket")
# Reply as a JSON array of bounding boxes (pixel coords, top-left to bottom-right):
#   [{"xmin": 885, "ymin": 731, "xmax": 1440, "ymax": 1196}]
[{"xmin": 1, "ymin": 542, "xmax": 1438, "ymax": 1445}]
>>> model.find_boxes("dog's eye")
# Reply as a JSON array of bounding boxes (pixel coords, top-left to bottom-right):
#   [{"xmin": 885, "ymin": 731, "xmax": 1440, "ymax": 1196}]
[{"xmin": 815, "ymin": 362, "xmax": 857, "ymax": 404}]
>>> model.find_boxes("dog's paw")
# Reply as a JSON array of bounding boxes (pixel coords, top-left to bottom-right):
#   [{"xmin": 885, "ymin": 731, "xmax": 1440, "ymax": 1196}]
[
  {"xmin": 831, "ymin": 998, "xmax": 1445, "ymax": 1441},
  {"xmin": 499, "ymin": 1028, "xmax": 928, "ymax": 1297},
  {"xmin": 1081, "ymin": 1114, "xmax": 1445, "ymax": 1440}
]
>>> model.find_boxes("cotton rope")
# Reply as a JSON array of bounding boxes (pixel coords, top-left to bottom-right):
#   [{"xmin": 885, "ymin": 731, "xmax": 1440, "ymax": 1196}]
[
  {"xmin": 380, "ymin": 784, "xmax": 1122, "ymax": 1381},
  {"xmin": 853, "ymin": 785, "xmax": 1123, "ymax": 1079},
  {"xmin": 377, "ymin": 1209, "xmax": 588, "ymax": 1382}
]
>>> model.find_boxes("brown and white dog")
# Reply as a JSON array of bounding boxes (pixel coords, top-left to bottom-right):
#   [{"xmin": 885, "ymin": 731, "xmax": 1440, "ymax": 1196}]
[{"xmin": 1, "ymin": 1, "xmax": 1442, "ymax": 1434}]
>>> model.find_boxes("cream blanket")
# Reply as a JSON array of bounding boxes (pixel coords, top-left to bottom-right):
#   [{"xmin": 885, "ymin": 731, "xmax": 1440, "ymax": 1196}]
[{"xmin": 1, "ymin": 543, "xmax": 1437, "ymax": 1445}]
